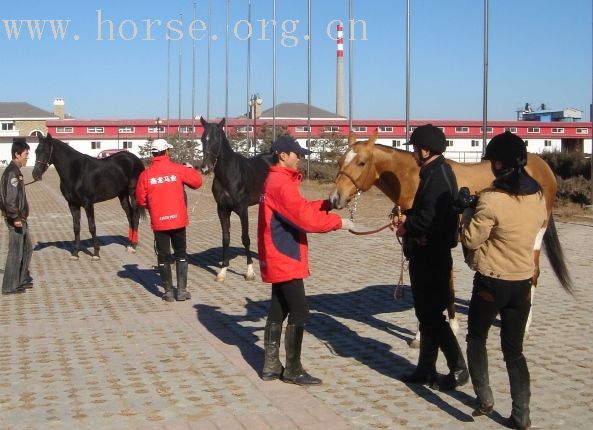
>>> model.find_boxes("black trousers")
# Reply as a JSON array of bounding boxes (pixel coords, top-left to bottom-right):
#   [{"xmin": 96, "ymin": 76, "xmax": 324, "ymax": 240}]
[
  {"xmin": 154, "ymin": 228, "xmax": 187, "ymax": 264},
  {"xmin": 408, "ymin": 249, "xmax": 453, "ymax": 336},
  {"xmin": 267, "ymin": 279, "xmax": 309, "ymax": 326},
  {"xmin": 466, "ymin": 272, "xmax": 532, "ymax": 363}
]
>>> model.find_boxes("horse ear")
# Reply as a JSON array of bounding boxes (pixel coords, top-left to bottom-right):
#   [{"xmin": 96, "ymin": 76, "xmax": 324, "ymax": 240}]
[
  {"xmin": 367, "ymin": 129, "xmax": 379, "ymax": 146},
  {"xmin": 45, "ymin": 132, "xmax": 52, "ymax": 140},
  {"xmin": 200, "ymin": 116, "xmax": 207, "ymax": 127},
  {"xmin": 348, "ymin": 132, "xmax": 357, "ymax": 147},
  {"xmin": 219, "ymin": 117, "xmax": 226, "ymax": 127}
]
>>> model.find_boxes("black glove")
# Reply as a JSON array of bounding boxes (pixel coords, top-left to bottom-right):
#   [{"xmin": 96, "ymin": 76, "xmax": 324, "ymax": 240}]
[{"xmin": 453, "ymin": 187, "xmax": 478, "ymax": 213}]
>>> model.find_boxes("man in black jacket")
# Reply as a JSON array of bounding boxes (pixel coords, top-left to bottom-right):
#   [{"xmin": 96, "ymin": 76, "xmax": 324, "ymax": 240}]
[
  {"xmin": 396, "ymin": 124, "xmax": 468, "ymax": 391},
  {"xmin": 1, "ymin": 138, "xmax": 33, "ymax": 295}
]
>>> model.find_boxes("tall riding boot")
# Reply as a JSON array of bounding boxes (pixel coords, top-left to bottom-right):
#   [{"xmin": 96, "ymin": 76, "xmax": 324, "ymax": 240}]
[
  {"xmin": 402, "ymin": 334, "xmax": 438, "ymax": 386},
  {"xmin": 438, "ymin": 328, "xmax": 469, "ymax": 391},
  {"xmin": 506, "ymin": 356, "xmax": 531, "ymax": 430},
  {"xmin": 175, "ymin": 259, "xmax": 191, "ymax": 301},
  {"xmin": 467, "ymin": 339, "xmax": 494, "ymax": 416},
  {"xmin": 282, "ymin": 324, "xmax": 321, "ymax": 386},
  {"xmin": 158, "ymin": 262, "xmax": 174, "ymax": 302},
  {"xmin": 261, "ymin": 321, "xmax": 284, "ymax": 381}
]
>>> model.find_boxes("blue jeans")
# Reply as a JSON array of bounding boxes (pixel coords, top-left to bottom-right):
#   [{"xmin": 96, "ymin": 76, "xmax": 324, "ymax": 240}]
[{"xmin": 2, "ymin": 221, "xmax": 33, "ymax": 293}]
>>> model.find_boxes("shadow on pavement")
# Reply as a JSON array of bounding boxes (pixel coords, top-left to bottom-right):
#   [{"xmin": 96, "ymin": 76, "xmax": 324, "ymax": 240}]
[
  {"xmin": 34, "ymin": 234, "xmax": 129, "ymax": 257},
  {"xmin": 118, "ymin": 263, "xmax": 163, "ymax": 299},
  {"xmin": 188, "ymin": 246, "xmax": 258, "ymax": 278}
]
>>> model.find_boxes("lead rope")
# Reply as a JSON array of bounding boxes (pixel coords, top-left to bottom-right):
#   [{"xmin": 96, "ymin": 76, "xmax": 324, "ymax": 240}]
[{"xmin": 390, "ymin": 205, "xmax": 408, "ymax": 302}]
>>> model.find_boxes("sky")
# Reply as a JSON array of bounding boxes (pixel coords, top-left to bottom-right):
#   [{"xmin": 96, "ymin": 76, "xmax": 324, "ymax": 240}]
[{"xmin": 2, "ymin": 0, "xmax": 592, "ymax": 121}]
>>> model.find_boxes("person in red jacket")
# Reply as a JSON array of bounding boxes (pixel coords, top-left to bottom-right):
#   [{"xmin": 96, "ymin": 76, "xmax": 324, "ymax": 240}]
[
  {"xmin": 258, "ymin": 135, "xmax": 353, "ymax": 386},
  {"xmin": 136, "ymin": 139, "xmax": 202, "ymax": 302}
]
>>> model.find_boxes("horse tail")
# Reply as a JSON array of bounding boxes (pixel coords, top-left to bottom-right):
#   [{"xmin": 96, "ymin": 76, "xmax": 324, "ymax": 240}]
[{"xmin": 542, "ymin": 214, "xmax": 574, "ymax": 295}]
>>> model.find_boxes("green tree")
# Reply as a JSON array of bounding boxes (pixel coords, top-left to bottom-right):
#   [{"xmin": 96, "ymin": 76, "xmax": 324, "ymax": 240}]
[{"xmin": 310, "ymin": 131, "xmax": 348, "ymax": 163}]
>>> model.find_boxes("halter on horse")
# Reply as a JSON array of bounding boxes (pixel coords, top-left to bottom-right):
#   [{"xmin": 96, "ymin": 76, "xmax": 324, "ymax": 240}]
[
  {"xmin": 329, "ymin": 130, "xmax": 573, "ymax": 340},
  {"xmin": 32, "ymin": 133, "xmax": 145, "ymax": 260}
]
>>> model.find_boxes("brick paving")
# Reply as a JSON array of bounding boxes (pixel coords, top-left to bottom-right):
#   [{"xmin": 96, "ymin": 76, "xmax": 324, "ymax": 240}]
[{"xmin": 0, "ymin": 168, "xmax": 591, "ymax": 430}]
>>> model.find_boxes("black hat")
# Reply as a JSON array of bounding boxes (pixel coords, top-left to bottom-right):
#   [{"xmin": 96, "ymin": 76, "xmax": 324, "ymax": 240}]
[
  {"xmin": 272, "ymin": 135, "xmax": 311, "ymax": 156},
  {"xmin": 483, "ymin": 131, "xmax": 527, "ymax": 168},
  {"xmin": 12, "ymin": 137, "xmax": 27, "ymax": 145},
  {"xmin": 409, "ymin": 124, "xmax": 447, "ymax": 154}
]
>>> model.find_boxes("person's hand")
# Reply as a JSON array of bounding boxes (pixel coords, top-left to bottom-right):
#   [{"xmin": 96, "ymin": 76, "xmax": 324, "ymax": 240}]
[
  {"xmin": 389, "ymin": 214, "xmax": 406, "ymax": 231},
  {"xmin": 396, "ymin": 223, "xmax": 407, "ymax": 238},
  {"xmin": 341, "ymin": 218, "xmax": 354, "ymax": 230},
  {"xmin": 13, "ymin": 219, "xmax": 22, "ymax": 228},
  {"xmin": 183, "ymin": 162, "xmax": 194, "ymax": 168}
]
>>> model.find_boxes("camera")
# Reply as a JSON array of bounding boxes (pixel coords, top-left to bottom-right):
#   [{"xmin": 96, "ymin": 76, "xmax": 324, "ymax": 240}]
[{"xmin": 454, "ymin": 186, "xmax": 478, "ymax": 212}]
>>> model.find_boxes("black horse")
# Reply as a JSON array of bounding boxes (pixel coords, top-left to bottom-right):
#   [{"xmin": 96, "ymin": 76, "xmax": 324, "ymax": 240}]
[
  {"xmin": 200, "ymin": 117, "xmax": 273, "ymax": 281},
  {"xmin": 32, "ymin": 133, "xmax": 145, "ymax": 260}
]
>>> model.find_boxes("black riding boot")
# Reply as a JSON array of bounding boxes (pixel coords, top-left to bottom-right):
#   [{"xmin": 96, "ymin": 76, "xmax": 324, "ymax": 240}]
[
  {"xmin": 158, "ymin": 262, "xmax": 174, "ymax": 302},
  {"xmin": 175, "ymin": 259, "xmax": 191, "ymax": 301},
  {"xmin": 467, "ymin": 339, "xmax": 494, "ymax": 416},
  {"xmin": 505, "ymin": 356, "xmax": 531, "ymax": 430},
  {"xmin": 402, "ymin": 334, "xmax": 438, "ymax": 387},
  {"xmin": 438, "ymin": 329, "xmax": 469, "ymax": 391},
  {"xmin": 261, "ymin": 321, "xmax": 284, "ymax": 381},
  {"xmin": 282, "ymin": 324, "xmax": 321, "ymax": 386}
]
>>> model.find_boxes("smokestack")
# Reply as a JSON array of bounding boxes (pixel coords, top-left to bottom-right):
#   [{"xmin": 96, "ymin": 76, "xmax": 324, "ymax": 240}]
[
  {"xmin": 336, "ymin": 24, "xmax": 345, "ymax": 117},
  {"xmin": 53, "ymin": 98, "xmax": 65, "ymax": 119}
]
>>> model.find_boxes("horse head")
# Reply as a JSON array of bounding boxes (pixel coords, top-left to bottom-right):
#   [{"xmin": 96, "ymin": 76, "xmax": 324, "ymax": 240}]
[
  {"xmin": 200, "ymin": 116, "xmax": 226, "ymax": 175},
  {"xmin": 32, "ymin": 132, "xmax": 55, "ymax": 181},
  {"xmin": 329, "ymin": 129, "xmax": 379, "ymax": 209}
]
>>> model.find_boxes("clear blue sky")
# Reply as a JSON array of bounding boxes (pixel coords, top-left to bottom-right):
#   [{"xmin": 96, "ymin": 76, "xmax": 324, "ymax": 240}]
[{"xmin": 2, "ymin": 0, "xmax": 591, "ymax": 121}]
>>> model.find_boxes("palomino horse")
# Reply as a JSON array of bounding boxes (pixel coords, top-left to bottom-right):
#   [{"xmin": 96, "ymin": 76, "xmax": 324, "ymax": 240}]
[
  {"xmin": 329, "ymin": 130, "xmax": 573, "ymax": 342},
  {"xmin": 200, "ymin": 117, "xmax": 273, "ymax": 281},
  {"xmin": 32, "ymin": 133, "xmax": 145, "ymax": 260}
]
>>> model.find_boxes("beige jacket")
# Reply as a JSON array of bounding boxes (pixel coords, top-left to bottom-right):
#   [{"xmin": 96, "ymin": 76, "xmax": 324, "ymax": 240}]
[{"xmin": 461, "ymin": 188, "xmax": 547, "ymax": 281}]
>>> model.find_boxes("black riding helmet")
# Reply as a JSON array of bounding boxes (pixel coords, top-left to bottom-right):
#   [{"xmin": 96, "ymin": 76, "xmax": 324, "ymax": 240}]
[
  {"xmin": 483, "ymin": 131, "xmax": 527, "ymax": 168},
  {"xmin": 409, "ymin": 124, "xmax": 447, "ymax": 154}
]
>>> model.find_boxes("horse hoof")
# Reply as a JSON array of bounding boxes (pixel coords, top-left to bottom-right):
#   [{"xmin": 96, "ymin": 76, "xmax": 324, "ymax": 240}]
[
  {"xmin": 70, "ymin": 255, "xmax": 79, "ymax": 261},
  {"xmin": 91, "ymin": 256, "xmax": 101, "ymax": 261},
  {"xmin": 245, "ymin": 273, "xmax": 256, "ymax": 281},
  {"xmin": 408, "ymin": 339, "xmax": 420, "ymax": 349},
  {"xmin": 215, "ymin": 274, "xmax": 226, "ymax": 282},
  {"xmin": 126, "ymin": 246, "xmax": 136, "ymax": 254}
]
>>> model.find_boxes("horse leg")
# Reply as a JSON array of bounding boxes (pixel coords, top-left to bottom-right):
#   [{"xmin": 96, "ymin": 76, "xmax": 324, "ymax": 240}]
[
  {"xmin": 238, "ymin": 206, "xmax": 255, "ymax": 281},
  {"xmin": 84, "ymin": 204, "xmax": 101, "ymax": 260},
  {"xmin": 216, "ymin": 206, "xmax": 231, "ymax": 282},
  {"xmin": 447, "ymin": 269, "xmax": 459, "ymax": 335},
  {"xmin": 118, "ymin": 194, "xmax": 136, "ymax": 253},
  {"xmin": 68, "ymin": 203, "xmax": 82, "ymax": 260}
]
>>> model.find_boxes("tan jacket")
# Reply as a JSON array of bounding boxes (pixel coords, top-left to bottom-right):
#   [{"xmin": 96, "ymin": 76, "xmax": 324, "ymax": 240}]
[{"xmin": 461, "ymin": 188, "xmax": 546, "ymax": 281}]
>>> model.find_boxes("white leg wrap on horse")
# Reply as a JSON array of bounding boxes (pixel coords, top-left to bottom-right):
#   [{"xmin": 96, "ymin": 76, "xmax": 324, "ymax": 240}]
[
  {"xmin": 216, "ymin": 266, "xmax": 227, "ymax": 282},
  {"xmin": 449, "ymin": 317, "xmax": 459, "ymax": 335},
  {"xmin": 533, "ymin": 227, "xmax": 545, "ymax": 251},
  {"xmin": 245, "ymin": 263, "xmax": 255, "ymax": 281}
]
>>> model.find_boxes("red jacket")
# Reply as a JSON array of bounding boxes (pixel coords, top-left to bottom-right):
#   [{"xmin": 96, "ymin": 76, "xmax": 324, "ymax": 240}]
[
  {"xmin": 257, "ymin": 166, "xmax": 342, "ymax": 283},
  {"xmin": 136, "ymin": 155, "xmax": 202, "ymax": 231}
]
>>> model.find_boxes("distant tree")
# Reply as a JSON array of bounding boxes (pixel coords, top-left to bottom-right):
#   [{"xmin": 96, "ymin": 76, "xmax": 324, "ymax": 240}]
[
  {"xmin": 310, "ymin": 131, "xmax": 348, "ymax": 163},
  {"xmin": 137, "ymin": 133, "xmax": 201, "ymax": 165}
]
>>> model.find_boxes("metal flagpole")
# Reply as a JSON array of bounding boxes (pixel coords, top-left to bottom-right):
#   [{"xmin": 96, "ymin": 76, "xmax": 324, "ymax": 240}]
[
  {"xmin": 191, "ymin": 2, "xmax": 197, "ymax": 155},
  {"xmin": 348, "ymin": 0, "xmax": 353, "ymax": 131},
  {"xmin": 405, "ymin": 0, "xmax": 410, "ymax": 147},
  {"xmin": 167, "ymin": 28, "xmax": 171, "ymax": 137},
  {"xmin": 272, "ymin": 0, "xmax": 277, "ymax": 139},
  {"xmin": 207, "ymin": 0, "xmax": 212, "ymax": 120},
  {"xmin": 247, "ymin": 0, "xmax": 251, "ymax": 150},
  {"xmin": 178, "ymin": 14, "xmax": 183, "ymax": 125},
  {"xmin": 482, "ymin": 0, "xmax": 489, "ymax": 156},
  {"xmin": 307, "ymin": 0, "xmax": 312, "ymax": 179},
  {"xmin": 225, "ymin": 0, "xmax": 230, "ymax": 131}
]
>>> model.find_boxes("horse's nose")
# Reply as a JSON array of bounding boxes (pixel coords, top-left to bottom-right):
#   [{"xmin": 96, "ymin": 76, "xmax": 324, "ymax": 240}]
[{"xmin": 329, "ymin": 191, "xmax": 340, "ymax": 209}]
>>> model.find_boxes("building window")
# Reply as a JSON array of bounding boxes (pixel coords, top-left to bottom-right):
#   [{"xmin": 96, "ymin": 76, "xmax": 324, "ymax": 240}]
[
  {"xmin": 378, "ymin": 126, "xmax": 393, "ymax": 132},
  {"xmin": 480, "ymin": 127, "xmax": 493, "ymax": 133},
  {"xmin": 446, "ymin": 140, "xmax": 454, "ymax": 147},
  {"xmin": 56, "ymin": 127, "xmax": 73, "ymax": 133},
  {"xmin": 576, "ymin": 128, "xmax": 589, "ymax": 134},
  {"xmin": 471, "ymin": 140, "xmax": 480, "ymax": 147},
  {"xmin": 527, "ymin": 127, "xmax": 540, "ymax": 133},
  {"xmin": 437, "ymin": 127, "xmax": 445, "ymax": 132},
  {"xmin": 324, "ymin": 126, "xmax": 340, "ymax": 133},
  {"xmin": 551, "ymin": 128, "xmax": 564, "ymax": 134},
  {"xmin": 352, "ymin": 126, "xmax": 367, "ymax": 132},
  {"xmin": 178, "ymin": 126, "xmax": 194, "ymax": 133},
  {"xmin": 295, "ymin": 126, "xmax": 310, "ymax": 132},
  {"xmin": 455, "ymin": 127, "xmax": 469, "ymax": 133},
  {"xmin": 408, "ymin": 126, "xmax": 416, "ymax": 133},
  {"xmin": 148, "ymin": 126, "xmax": 166, "ymax": 133},
  {"xmin": 504, "ymin": 127, "xmax": 517, "ymax": 133},
  {"xmin": 91, "ymin": 141, "xmax": 101, "ymax": 149},
  {"xmin": 235, "ymin": 126, "xmax": 253, "ymax": 133},
  {"xmin": 1, "ymin": 122, "xmax": 15, "ymax": 131},
  {"xmin": 392, "ymin": 140, "xmax": 401, "ymax": 147},
  {"xmin": 87, "ymin": 127, "xmax": 104, "ymax": 133},
  {"xmin": 118, "ymin": 126, "xmax": 135, "ymax": 133},
  {"xmin": 544, "ymin": 140, "xmax": 552, "ymax": 147},
  {"xmin": 122, "ymin": 141, "xmax": 133, "ymax": 149}
]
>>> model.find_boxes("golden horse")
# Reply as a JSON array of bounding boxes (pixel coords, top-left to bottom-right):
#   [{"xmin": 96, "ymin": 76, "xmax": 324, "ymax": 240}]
[{"xmin": 329, "ymin": 130, "xmax": 573, "ymax": 343}]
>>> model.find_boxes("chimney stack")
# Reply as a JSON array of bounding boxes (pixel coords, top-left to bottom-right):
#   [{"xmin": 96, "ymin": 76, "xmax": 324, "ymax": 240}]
[
  {"xmin": 53, "ymin": 98, "xmax": 65, "ymax": 119},
  {"xmin": 336, "ymin": 24, "xmax": 345, "ymax": 117}
]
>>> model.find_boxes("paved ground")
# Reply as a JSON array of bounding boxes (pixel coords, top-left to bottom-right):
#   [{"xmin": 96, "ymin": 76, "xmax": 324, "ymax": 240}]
[{"xmin": 0, "ymin": 168, "xmax": 591, "ymax": 430}]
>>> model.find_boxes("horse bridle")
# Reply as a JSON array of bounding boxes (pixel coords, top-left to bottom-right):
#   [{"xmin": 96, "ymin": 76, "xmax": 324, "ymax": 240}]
[
  {"xmin": 203, "ymin": 130, "xmax": 224, "ymax": 169},
  {"xmin": 335, "ymin": 151, "xmax": 374, "ymax": 220},
  {"xmin": 34, "ymin": 141, "xmax": 54, "ymax": 168}
]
